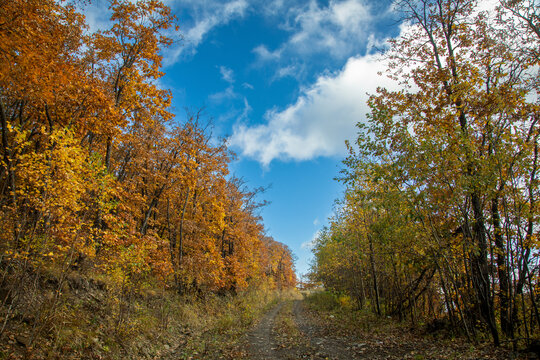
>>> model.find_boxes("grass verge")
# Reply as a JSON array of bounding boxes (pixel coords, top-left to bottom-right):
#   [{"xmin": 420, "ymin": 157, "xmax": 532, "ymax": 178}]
[
  {"xmin": 303, "ymin": 291, "xmax": 528, "ymax": 360},
  {"xmin": 0, "ymin": 267, "xmax": 297, "ymax": 360}
]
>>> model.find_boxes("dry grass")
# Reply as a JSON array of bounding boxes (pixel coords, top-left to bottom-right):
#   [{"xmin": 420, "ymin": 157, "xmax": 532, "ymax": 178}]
[
  {"xmin": 272, "ymin": 300, "xmax": 305, "ymax": 350},
  {"xmin": 303, "ymin": 291, "xmax": 530, "ymax": 360},
  {"xmin": 0, "ymin": 265, "xmax": 297, "ymax": 360}
]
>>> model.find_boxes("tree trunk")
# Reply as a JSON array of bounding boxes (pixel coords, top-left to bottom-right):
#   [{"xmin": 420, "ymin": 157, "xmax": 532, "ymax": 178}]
[
  {"xmin": 0, "ymin": 99, "xmax": 19, "ymax": 245},
  {"xmin": 105, "ymin": 136, "xmax": 112, "ymax": 172},
  {"xmin": 471, "ymin": 192, "xmax": 500, "ymax": 346},
  {"xmin": 368, "ymin": 234, "xmax": 381, "ymax": 316},
  {"xmin": 491, "ymin": 196, "xmax": 512, "ymax": 338}
]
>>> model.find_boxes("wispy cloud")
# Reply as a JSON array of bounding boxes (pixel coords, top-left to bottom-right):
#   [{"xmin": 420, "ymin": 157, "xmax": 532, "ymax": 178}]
[
  {"xmin": 239, "ymin": 97, "xmax": 252, "ymax": 121},
  {"xmin": 219, "ymin": 66, "xmax": 235, "ymax": 83},
  {"xmin": 164, "ymin": 0, "xmax": 248, "ymax": 65},
  {"xmin": 273, "ymin": 64, "xmax": 302, "ymax": 81},
  {"xmin": 301, "ymin": 230, "xmax": 321, "ymax": 250},
  {"xmin": 254, "ymin": 0, "xmax": 376, "ymax": 64},
  {"xmin": 253, "ymin": 45, "xmax": 283, "ymax": 61},
  {"xmin": 213, "ymin": 96, "xmax": 252, "ymax": 128},
  {"xmin": 78, "ymin": 0, "xmax": 249, "ymax": 67},
  {"xmin": 366, "ymin": 33, "xmax": 389, "ymax": 54},
  {"xmin": 208, "ymin": 86, "xmax": 238, "ymax": 103},
  {"xmin": 288, "ymin": 0, "xmax": 372, "ymax": 57},
  {"xmin": 77, "ymin": 0, "xmax": 112, "ymax": 33}
]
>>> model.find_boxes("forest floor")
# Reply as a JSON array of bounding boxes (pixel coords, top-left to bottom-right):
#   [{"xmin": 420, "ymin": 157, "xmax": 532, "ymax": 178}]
[
  {"xmin": 4, "ymin": 273, "xmax": 534, "ymax": 360},
  {"xmin": 240, "ymin": 293, "xmax": 536, "ymax": 360}
]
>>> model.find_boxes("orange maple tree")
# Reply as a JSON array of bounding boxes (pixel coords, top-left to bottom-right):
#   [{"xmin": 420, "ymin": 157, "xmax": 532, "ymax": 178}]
[{"xmin": 0, "ymin": 0, "xmax": 296, "ymax": 304}]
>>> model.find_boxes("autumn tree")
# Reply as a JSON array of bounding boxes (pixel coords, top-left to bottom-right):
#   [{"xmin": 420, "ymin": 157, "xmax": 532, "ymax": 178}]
[
  {"xmin": 0, "ymin": 0, "xmax": 296, "ymax": 342},
  {"xmin": 312, "ymin": 0, "xmax": 539, "ymax": 347},
  {"xmin": 261, "ymin": 236, "xmax": 296, "ymax": 290}
]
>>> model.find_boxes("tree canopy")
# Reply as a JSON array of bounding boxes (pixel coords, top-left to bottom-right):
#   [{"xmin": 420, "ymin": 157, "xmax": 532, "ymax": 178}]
[
  {"xmin": 0, "ymin": 0, "xmax": 296, "ymax": 299},
  {"xmin": 311, "ymin": 0, "xmax": 539, "ymax": 346}
]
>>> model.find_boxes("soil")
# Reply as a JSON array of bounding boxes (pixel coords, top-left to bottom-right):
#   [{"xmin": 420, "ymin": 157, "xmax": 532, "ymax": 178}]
[
  {"xmin": 246, "ymin": 300, "xmax": 370, "ymax": 360},
  {"xmin": 245, "ymin": 299, "xmax": 534, "ymax": 360},
  {"xmin": 246, "ymin": 302, "xmax": 284, "ymax": 359}
]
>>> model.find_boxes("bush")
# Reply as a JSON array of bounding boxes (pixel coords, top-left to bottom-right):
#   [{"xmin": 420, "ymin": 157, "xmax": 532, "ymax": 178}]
[{"xmin": 305, "ymin": 291, "xmax": 342, "ymax": 312}]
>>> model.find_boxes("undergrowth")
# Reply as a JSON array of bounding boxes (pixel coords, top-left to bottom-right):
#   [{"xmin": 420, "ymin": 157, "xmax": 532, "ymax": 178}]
[
  {"xmin": 0, "ymin": 265, "xmax": 297, "ymax": 360},
  {"xmin": 303, "ymin": 291, "xmax": 532, "ymax": 359},
  {"xmin": 304, "ymin": 290, "xmax": 389, "ymax": 333}
]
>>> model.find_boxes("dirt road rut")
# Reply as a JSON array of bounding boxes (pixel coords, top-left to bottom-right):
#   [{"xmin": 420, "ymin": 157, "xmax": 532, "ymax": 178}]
[{"xmin": 247, "ymin": 300, "xmax": 358, "ymax": 360}]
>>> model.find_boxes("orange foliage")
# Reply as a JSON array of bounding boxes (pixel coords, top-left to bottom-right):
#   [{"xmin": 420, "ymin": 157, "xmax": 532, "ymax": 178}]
[{"xmin": 0, "ymin": 0, "xmax": 295, "ymax": 293}]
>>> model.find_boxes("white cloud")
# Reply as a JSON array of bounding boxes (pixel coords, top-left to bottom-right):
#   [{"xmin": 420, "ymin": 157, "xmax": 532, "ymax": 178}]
[
  {"xmin": 229, "ymin": 53, "xmax": 400, "ymax": 166},
  {"xmin": 476, "ymin": 0, "xmax": 499, "ymax": 13},
  {"xmin": 164, "ymin": 0, "xmax": 248, "ymax": 65},
  {"xmin": 240, "ymin": 97, "xmax": 252, "ymax": 121},
  {"xmin": 253, "ymin": 45, "xmax": 282, "ymax": 61},
  {"xmin": 78, "ymin": 0, "xmax": 248, "ymax": 66},
  {"xmin": 80, "ymin": 2, "xmax": 112, "ymax": 33},
  {"xmin": 301, "ymin": 230, "xmax": 321, "ymax": 250},
  {"xmin": 255, "ymin": 0, "xmax": 374, "ymax": 63},
  {"xmin": 260, "ymin": 0, "xmax": 287, "ymax": 16},
  {"xmin": 274, "ymin": 65, "xmax": 301, "ymax": 80},
  {"xmin": 220, "ymin": 66, "xmax": 235, "ymax": 83},
  {"xmin": 366, "ymin": 33, "xmax": 389, "ymax": 54},
  {"xmin": 213, "ymin": 96, "xmax": 252, "ymax": 127},
  {"xmin": 290, "ymin": 0, "xmax": 371, "ymax": 54},
  {"xmin": 208, "ymin": 86, "xmax": 238, "ymax": 103}
]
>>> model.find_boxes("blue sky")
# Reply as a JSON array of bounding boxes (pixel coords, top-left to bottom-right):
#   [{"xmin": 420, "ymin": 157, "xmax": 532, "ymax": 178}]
[{"xmin": 82, "ymin": 0, "xmax": 403, "ymax": 276}]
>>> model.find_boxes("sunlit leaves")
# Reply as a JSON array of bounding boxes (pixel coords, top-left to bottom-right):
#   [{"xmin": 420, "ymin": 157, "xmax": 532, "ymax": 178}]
[
  {"xmin": 312, "ymin": 0, "xmax": 540, "ymax": 344},
  {"xmin": 0, "ymin": 0, "xmax": 295, "ymax": 300}
]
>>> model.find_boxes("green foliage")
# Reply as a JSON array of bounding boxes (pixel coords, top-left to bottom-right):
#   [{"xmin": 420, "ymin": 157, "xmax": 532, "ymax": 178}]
[
  {"xmin": 306, "ymin": 291, "xmax": 346, "ymax": 312},
  {"xmin": 310, "ymin": 0, "xmax": 540, "ymax": 348}
]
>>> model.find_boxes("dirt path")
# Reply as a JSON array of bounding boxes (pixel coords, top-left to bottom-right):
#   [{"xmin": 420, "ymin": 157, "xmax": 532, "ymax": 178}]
[
  {"xmin": 246, "ymin": 300, "xmax": 361, "ymax": 360},
  {"xmin": 246, "ymin": 302, "xmax": 284, "ymax": 359},
  {"xmin": 292, "ymin": 300, "xmax": 364, "ymax": 359},
  {"xmin": 245, "ymin": 298, "xmax": 522, "ymax": 360}
]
